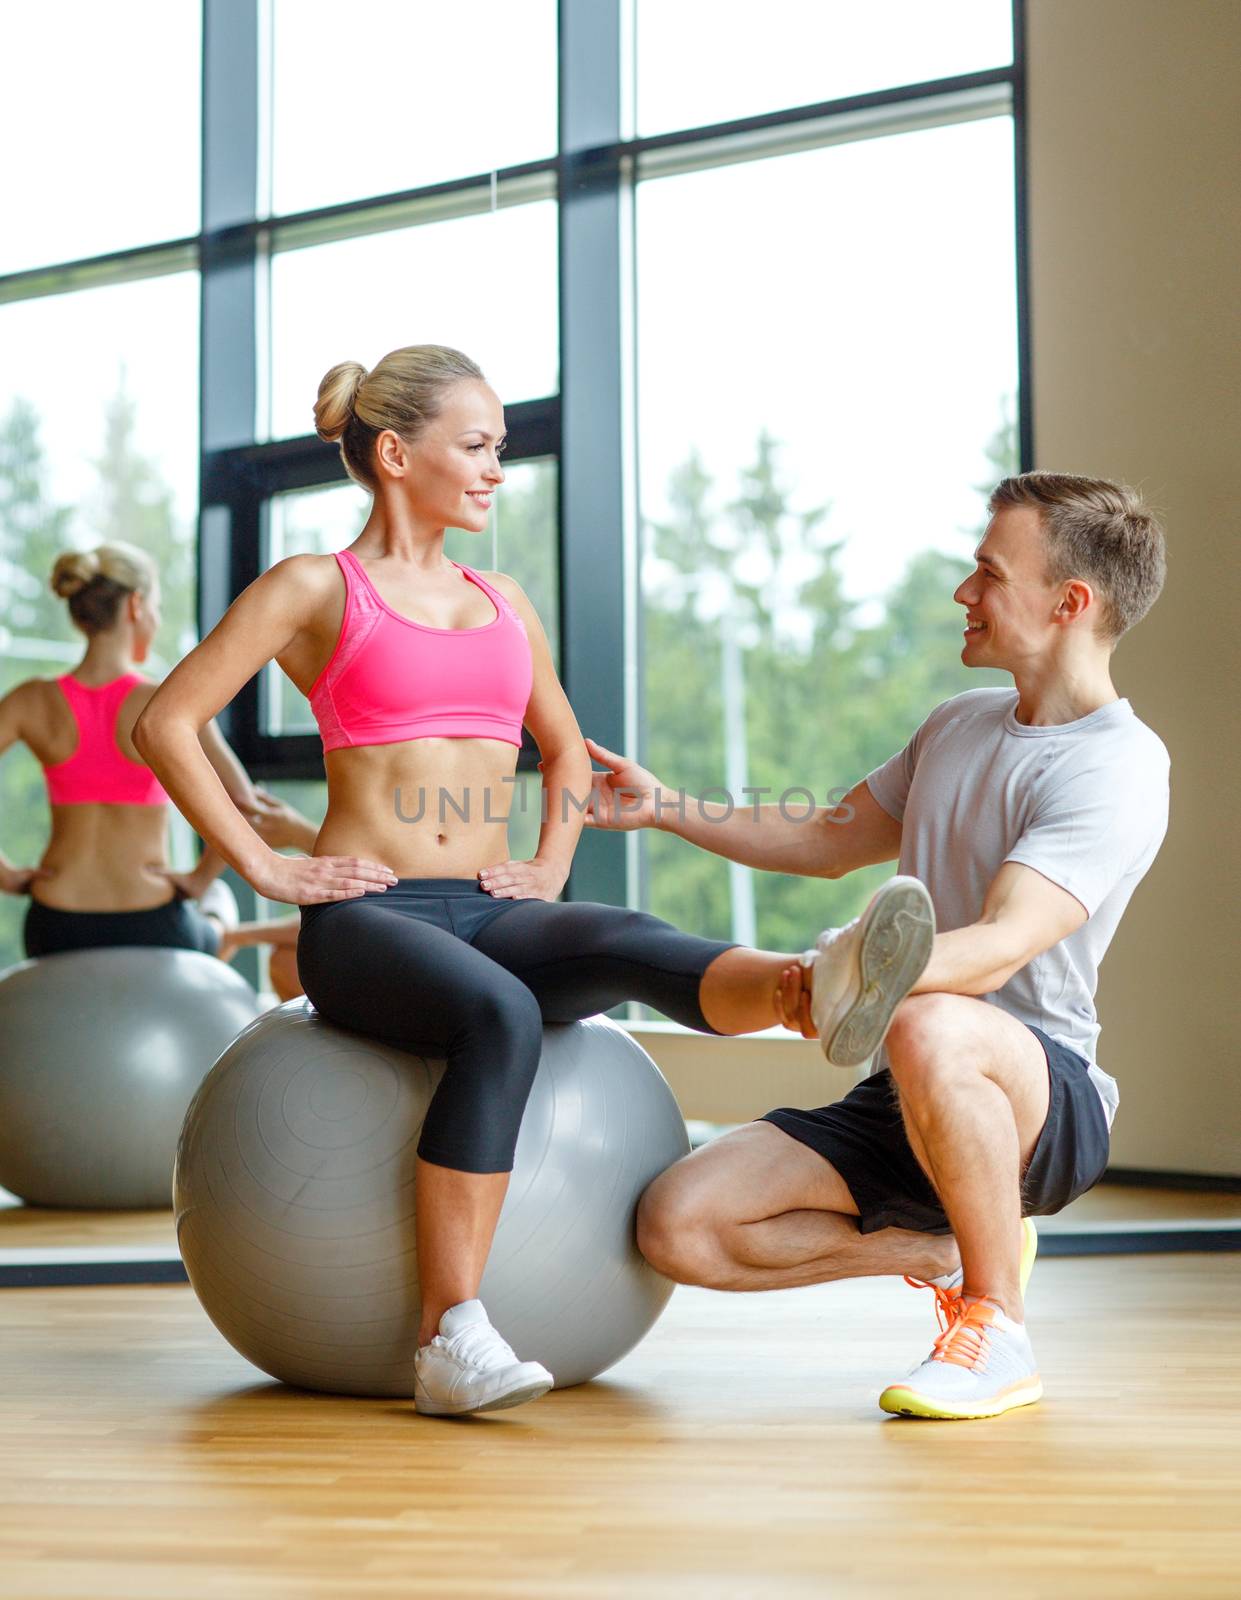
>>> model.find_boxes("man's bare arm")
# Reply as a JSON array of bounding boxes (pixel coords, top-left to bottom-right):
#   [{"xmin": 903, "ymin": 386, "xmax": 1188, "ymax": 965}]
[
  {"xmin": 910, "ymin": 861, "xmax": 1087, "ymax": 997},
  {"xmin": 658, "ymin": 778, "xmax": 900, "ymax": 880},
  {"xmin": 581, "ymin": 737, "xmax": 901, "ymax": 879}
]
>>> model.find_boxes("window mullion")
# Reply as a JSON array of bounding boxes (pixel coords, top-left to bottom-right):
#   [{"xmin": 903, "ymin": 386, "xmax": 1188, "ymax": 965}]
[{"xmin": 559, "ymin": 0, "xmax": 630, "ymax": 908}]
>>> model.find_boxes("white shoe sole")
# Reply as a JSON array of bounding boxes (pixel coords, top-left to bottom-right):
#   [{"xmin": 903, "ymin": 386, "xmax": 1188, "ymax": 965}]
[
  {"xmin": 414, "ymin": 1374, "xmax": 554, "ymax": 1417},
  {"xmin": 819, "ymin": 877, "xmax": 935, "ymax": 1067}
]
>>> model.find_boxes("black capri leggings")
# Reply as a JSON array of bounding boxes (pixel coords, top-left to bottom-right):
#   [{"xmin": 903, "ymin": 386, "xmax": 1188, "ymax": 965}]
[
  {"xmin": 23, "ymin": 888, "xmax": 222, "ymax": 960},
  {"xmin": 297, "ymin": 877, "xmax": 739, "ymax": 1173}
]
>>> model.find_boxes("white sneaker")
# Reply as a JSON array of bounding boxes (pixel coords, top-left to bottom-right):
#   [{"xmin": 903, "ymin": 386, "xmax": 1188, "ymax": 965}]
[
  {"xmin": 800, "ymin": 876, "xmax": 935, "ymax": 1067},
  {"xmin": 879, "ymin": 1299, "xmax": 1043, "ymax": 1420},
  {"xmin": 413, "ymin": 1300, "xmax": 553, "ymax": 1417}
]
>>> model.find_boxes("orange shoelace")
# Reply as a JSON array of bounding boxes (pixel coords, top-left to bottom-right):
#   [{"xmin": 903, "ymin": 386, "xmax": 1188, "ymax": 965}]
[
  {"xmin": 930, "ymin": 1300, "xmax": 997, "ymax": 1372},
  {"xmin": 903, "ymin": 1274, "xmax": 962, "ymax": 1334}
]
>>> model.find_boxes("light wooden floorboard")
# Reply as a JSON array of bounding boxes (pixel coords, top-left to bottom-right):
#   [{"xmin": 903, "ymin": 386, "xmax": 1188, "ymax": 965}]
[{"xmin": 2, "ymin": 1255, "xmax": 1239, "ymax": 1599}]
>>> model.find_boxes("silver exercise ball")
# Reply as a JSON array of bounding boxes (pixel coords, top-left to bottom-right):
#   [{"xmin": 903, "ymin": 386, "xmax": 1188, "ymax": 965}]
[
  {"xmin": 174, "ymin": 1000, "xmax": 689, "ymax": 1395},
  {"xmin": 0, "ymin": 947, "xmax": 263, "ymax": 1209}
]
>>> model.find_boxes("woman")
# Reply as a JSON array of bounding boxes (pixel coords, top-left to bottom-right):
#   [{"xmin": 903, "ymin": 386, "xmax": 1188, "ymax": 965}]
[
  {"xmin": 0, "ymin": 539, "xmax": 309, "ymax": 999},
  {"xmin": 133, "ymin": 344, "xmax": 836, "ymax": 1418}
]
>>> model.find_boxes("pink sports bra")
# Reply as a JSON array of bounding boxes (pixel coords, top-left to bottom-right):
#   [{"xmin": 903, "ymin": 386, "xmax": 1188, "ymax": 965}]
[
  {"xmin": 308, "ymin": 551, "xmax": 534, "ymax": 753},
  {"xmin": 42, "ymin": 674, "xmax": 169, "ymax": 806}
]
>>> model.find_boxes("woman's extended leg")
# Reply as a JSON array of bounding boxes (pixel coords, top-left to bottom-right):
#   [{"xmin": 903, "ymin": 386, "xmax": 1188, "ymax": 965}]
[
  {"xmin": 470, "ymin": 899, "xmax": 793, "ymax": 1034},
  {"xmin": 217, "ymin": 913, "xmax": 298, "ymax": 959},
  {"xmin": 267, "ymin": 944, "xmax": 303, "ymax": 1002}
]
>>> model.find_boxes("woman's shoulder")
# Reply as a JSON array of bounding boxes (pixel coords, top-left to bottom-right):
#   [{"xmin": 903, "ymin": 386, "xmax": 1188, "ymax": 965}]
[
  {"xmin": 1, "ymin": 676, "xmax": 54, "ymax": 718},
  {"xmin": 262, "ymin": 551, "xmax": 345, "ymax": 600},
  {"xmin": 473, "ymin": 569, "xmax": 527, "ymax": 605},
  {"xmin": 267, "ymin": 550, "xmax": 342, "ymax": 579}
]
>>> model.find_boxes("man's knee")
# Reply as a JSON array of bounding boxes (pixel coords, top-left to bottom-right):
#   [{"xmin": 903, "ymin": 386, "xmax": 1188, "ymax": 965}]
[
  {"xmin": 886, "ymin": 993, "xmax": 1048, "ymax": 1114},
  {"xmin": 636, "ymin": 1162, "xmax": 733, "ymax": 1288},
  {"xmin": 885, "ymin": 993, "xmax": 980, "ymax": 1095}
]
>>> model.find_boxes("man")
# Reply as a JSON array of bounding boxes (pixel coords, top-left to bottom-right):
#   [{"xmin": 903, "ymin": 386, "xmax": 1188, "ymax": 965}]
[{"xmin": 583, "ymin": 472, "xmax": 1170, "ymax": 1420}]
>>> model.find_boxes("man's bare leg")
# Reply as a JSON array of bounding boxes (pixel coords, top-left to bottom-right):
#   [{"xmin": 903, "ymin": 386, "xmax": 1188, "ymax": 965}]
[
  {"xmin": 775, "ymin": 950, "xmax": 1049, "ymax": 1321},
  {"xmin": 638, "ymin": 1122, "xmax": 959, "ymax": 1291},
  {"xmin": 882, "ymin": 993, "xmax": 1049, "ymax": 1322}
]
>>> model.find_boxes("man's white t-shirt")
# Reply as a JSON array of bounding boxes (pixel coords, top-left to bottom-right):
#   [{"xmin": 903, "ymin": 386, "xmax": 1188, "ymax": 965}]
[{"xmin": 865, "ymin": 688, "xmax": 1171, "ymax": 1129}]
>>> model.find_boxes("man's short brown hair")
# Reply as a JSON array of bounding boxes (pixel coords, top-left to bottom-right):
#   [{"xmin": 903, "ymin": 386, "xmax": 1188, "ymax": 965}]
[{"xmin": 988, "ymin": 472, "xmax": 1167, "ymax": 644}]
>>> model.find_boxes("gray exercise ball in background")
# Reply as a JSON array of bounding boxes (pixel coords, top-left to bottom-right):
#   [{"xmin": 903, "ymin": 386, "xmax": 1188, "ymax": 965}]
[
  {"xmin": 0, "ymin": 947, "xmax": 262, "ymax": 1210},
  {"xmin": 174, "ymin": 1001, "xmax": 689, "ymax": 1395}
]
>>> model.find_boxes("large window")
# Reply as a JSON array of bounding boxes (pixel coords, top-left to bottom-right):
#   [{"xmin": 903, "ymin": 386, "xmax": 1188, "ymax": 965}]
[
  {"xmin": 0, "ymin": 1, "xmax": 1027, "ymax": 1007},
  {"xmin": 635, "ymin": 115, "xmax": 1016, "ymax": 952}
]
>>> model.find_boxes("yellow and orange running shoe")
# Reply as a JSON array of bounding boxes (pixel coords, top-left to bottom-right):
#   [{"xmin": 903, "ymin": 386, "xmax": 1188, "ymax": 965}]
[{"xmin": 879, "ymin": 1298, "xmax": 1043, "ymax": 1420}]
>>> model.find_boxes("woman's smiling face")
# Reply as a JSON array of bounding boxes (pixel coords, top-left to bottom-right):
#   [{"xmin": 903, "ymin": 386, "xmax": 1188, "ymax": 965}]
[{"xmin": 388, "ymin": 378, "xmax": 507, "ymax": 532}]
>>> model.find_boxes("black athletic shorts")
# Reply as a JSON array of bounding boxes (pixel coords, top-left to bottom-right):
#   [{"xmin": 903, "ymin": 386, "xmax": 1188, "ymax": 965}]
[
  {"xmin": 761, "ymin": 1024, "xmax": 1110, "ymax": 1235},
  {"xmin": 23, "ymin": 887, "xmax": 222, "ymax": 960}
]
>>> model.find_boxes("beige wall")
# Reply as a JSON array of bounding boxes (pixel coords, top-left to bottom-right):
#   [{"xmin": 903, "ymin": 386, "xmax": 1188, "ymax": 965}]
[
  {"xmin": 632, "ymin": 1022, "xmax": 860, "ymax": 1127},
  {"xmin": 1026, "ymin": 0, "xmax": 1241, "ymax": 1171}
]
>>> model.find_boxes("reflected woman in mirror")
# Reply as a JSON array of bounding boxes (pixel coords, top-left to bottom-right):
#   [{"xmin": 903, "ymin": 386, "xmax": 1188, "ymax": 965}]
[{"xmin": 0, "ymin": 539, "xmax": 310, "ymax": 999}]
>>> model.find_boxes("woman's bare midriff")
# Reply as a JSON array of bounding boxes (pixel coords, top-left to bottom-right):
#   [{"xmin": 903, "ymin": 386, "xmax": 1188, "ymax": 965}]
[
  {"xmin": 32, "ymin": 805, "xmax": 176, "ymax": 912},
  {"xmin": 315, "ymin": 737, "xmax": 519, "ymax": 879}
]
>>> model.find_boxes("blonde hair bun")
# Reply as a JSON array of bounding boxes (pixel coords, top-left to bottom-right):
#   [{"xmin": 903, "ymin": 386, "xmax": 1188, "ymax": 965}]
[
  {"xmin": 49, "ymin": 548, "xmax": 102, "ymax": 600},
  {"xmin": 314, "ymin": 361, "xmax": 368, "ymax": 443},
  {"xmin": 49, "ymin": 542, "xmax": 157, "ymax": 634}
]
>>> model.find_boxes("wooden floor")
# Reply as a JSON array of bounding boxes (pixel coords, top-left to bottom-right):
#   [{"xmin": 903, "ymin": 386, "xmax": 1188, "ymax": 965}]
[{"xmin": 2, "ymin": 1255, "xmax": 1239, "ymax": 1598}]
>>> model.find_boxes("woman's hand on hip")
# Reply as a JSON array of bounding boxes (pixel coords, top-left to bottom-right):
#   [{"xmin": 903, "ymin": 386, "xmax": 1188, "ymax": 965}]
[
  {"xmin": 250, "ymin": 851, "xmax": 399, "ymax": 907},
  {"xmin": 478, "ymin": 856, "xmax": 567, "ymax": 901},
  {"xmin": 149, "ymin": 864, "xmax": 215, "ymax": 901},
  {"xmin": 0, "ymin": 863, "xmax": 54, "ymax": 896}
]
